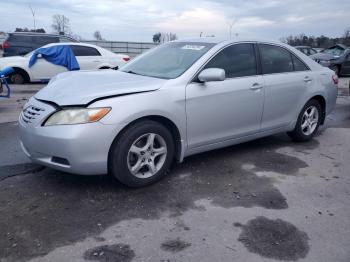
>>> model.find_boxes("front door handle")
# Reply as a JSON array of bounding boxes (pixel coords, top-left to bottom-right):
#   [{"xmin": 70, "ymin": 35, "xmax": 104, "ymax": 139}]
[
  {"xmin": 304, "ymin": 76, "xmax": 312, "ymax": 82},
  {"xmin": 250, "ymin": 83, "xmax": 263, "ymax": 90}
]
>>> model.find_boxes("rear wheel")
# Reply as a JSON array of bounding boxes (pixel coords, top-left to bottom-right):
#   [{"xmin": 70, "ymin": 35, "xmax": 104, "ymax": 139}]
[
  {"xmin": 109, "ymin": 120, "xmax": 174, "ymax": 187},
  {"xmin": 288, "ymin": 100, "xmax": 322, "ymax": 142}
]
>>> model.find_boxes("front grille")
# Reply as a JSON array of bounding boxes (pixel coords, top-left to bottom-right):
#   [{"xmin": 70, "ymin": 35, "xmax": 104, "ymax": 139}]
[{"xmin": 21, "ymin": 105, "xmax": 45, "ymax": 124}]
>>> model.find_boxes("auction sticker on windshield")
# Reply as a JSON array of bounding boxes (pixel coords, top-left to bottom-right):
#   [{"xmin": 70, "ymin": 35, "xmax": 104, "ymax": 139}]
[{"xmin": 181, "ymin": 45, "xmax": 206, "ymax": 51}]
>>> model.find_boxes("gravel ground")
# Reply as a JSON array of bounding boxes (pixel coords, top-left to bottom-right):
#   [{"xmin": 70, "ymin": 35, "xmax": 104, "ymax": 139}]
[{"xmin": 0, "ymin": 78, "xmax": 349, "ymax": 262}]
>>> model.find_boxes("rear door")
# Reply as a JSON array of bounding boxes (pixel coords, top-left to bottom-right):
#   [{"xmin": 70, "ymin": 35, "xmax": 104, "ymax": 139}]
[
  {"xmin": 70, "ymin": 45, "xmax": 103, "ymax": 70},
  {"xmin": 186, "ymin": 43, "xmax": 264, "ymax": 148},
  {"xmin": 258, "ymin": 43, "xmax": 312, "ymax": 131}
]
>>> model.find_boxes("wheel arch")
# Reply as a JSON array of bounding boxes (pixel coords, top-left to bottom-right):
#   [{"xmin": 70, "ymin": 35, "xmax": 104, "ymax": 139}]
[
  {"xmin": 11, "ymin": 67, "xmax": 31, "ymax": 83},
  {"xmin": 108, "ymin": 115, "xmax": 184, "ymax": 165},
  {"xmin": 308, "ymin": 95, "xmax": 326, "ymax": 124}
]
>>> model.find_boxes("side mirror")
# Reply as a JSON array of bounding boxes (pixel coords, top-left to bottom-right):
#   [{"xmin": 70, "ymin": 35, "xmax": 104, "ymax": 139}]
[{"xmin": 198, "ymin": 68, "xmax": 225, "ymax": 82}]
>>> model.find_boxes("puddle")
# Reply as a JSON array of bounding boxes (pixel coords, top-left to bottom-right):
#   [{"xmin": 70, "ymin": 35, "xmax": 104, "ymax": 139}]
[
  {"xmin": 160, "ymin": 238, "xmax": 191, "ymax": 252},
  {"xmin": 83, "ymin": 244, "xmax": 135, "ymax": 262},
  {"xmin": 236, "ymin": 216, "xmax": 309, "ymax": 261}
]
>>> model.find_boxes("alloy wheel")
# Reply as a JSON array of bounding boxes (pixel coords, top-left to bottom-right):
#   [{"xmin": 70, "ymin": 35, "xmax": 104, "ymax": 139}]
[
  {"xmin": 127, "ymin": 133, "xmax": 167, "ymax": 178},
  {"xmin": 301, "ymin": 106, "xmax": 319, "ymax": 136}
]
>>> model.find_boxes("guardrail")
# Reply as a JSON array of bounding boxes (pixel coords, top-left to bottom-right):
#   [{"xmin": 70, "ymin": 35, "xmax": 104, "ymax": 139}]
[{"xmin": 83, "ymin": 40, "xmax": 158, "ymax": 57}]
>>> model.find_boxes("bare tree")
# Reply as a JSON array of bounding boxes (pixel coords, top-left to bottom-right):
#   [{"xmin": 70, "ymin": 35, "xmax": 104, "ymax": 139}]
[
  {"xmin": 51, "ymin": 14, "xmax": 70, "ymax": 35},
  {"xmin": 93, "ymin": 30, "xmax": 103, "ymax": 41}
]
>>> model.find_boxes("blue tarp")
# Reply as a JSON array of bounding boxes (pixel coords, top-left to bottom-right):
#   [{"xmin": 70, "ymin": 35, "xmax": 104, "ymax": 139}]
[{"xmin": 28, "ymin": 45, "xmax": 80, "ymax": 71}]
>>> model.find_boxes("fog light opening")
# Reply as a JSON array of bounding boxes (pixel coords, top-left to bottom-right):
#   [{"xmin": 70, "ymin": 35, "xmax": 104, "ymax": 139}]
[{"xmin": 51, "ymin": 156, "xmax": 70, "ymax": 166}]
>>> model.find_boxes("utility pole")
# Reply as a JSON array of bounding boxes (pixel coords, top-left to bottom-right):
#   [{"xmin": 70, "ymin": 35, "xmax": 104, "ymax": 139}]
[
  {"xmin": 227, "ymin": 20, "xmax": 235, "ymax": 39},
  {"xmin": 29, "ymin": 4, "xmax": 36, "ymax": 31}
]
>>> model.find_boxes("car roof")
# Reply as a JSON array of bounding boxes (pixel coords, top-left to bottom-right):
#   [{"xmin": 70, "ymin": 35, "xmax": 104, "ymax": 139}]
[
  {"xmin": 42, "ymin": 42, "xmax": 99, "ymax": 48},
  {"xmin": 173, "ymin": 37, "xmax": 289, "ymax": 46},
  {"xmin": 8, "ymin": 32, "xmax": 78, "ymax": 41},
  {"xmin": 295, "ymin": 46, "xmax": 313, "ymax": 48}
]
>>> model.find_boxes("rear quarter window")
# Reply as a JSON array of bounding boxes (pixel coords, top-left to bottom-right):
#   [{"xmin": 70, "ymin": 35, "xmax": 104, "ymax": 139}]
[{"xmin": 291, "ymin": 54, "xmax": 309, "ymax": 71}]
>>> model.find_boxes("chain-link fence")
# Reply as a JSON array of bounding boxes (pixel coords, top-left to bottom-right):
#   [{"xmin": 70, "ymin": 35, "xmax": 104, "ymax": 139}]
[{"xmin": 83, "ymin": 40, "xmax": 158, "ymax": 57}]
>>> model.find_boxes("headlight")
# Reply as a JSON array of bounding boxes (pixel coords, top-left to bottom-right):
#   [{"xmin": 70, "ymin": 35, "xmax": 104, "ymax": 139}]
[{"xmin": 44, "ymin": 107, "xmax": 111, "ymax": 126}]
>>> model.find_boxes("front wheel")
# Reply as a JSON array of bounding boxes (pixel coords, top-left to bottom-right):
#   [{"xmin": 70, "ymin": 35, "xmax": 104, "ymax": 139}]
[
  {"xmin": 9, "ymin": 72, "xmax": 25, "ymax": 84},
  {"xmin": 108, "ymin": 120, "xmax": 174, "ymax": 187},
  {"xmin": 288, "ymin": 100, "xmax": 322, "ymax": 142}
]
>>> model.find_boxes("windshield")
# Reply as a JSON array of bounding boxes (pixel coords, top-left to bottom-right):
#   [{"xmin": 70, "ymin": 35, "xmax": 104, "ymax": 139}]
[
  {"xmin": 120, "ymin": 42, "xmax": 215, "ymax": 79},
  {"xmin": 321, "ymin": 46, "xmax": 345, "ymax": 56}
]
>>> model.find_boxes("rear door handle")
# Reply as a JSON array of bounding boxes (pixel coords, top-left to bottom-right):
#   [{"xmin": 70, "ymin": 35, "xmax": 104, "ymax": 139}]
[
  {"xmin": 304, "ymin": 76, "xmax": 312, "ymax": 82},
  {"xmin": 250, "ymin": 83, "xmax": 263, "ymax": 90}
]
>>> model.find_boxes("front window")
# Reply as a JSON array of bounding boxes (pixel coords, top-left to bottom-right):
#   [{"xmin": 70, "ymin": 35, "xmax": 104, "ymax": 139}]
[
  {"xmin": 204, "ymin": 43, "xmax": 257, "ymax": 78},
  {"xmin": 120, "ymin": 42, "xmax": 215, "ymax": 79}
]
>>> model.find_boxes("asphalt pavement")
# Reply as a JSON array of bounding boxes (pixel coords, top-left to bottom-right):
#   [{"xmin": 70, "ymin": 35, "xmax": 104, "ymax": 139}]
[{"xmin": 0, "ymin": 79, "xmax": 349, "ymax": 262}]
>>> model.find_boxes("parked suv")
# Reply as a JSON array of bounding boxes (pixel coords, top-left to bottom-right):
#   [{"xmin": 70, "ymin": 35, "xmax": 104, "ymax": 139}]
[{"xmin": 1, "ymin": 32, "xmax": 78, "ymax": 57}]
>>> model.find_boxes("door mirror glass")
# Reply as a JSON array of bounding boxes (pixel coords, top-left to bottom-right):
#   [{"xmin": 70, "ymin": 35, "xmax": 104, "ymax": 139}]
[{"xmin": 198, "ymin": 68, "xmax": 225, "ymax": 82}]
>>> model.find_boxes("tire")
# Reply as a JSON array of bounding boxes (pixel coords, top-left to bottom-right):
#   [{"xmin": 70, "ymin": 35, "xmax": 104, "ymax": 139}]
[
  {"xmin": 288, "ymin": 99, "xmax": 322, "ymax": 142},
  {"xmin": 9, "ymin": 72, "xmax": 25, "ymax": 84},
  {"xmin": 109, "ymin": 120, "xmax": 175, "ymax": 187}
]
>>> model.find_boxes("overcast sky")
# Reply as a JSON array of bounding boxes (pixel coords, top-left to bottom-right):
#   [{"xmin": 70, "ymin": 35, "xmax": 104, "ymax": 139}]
[{"xmin": 1, "ymin": 0, "xmax": 349, "ymax": 42}]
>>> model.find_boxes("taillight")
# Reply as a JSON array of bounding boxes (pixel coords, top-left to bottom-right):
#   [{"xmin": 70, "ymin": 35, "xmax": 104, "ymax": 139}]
[
  {"xmin": 2, "ymin": 41, "xmax": 9, "ymax": 49},
  {"xmin": 122, "ymin": 57, "xmax": 130, "ymax": 62},
  {"xmin": 332, "ymin": 75, "xmax": 338, "ymax": 86}
]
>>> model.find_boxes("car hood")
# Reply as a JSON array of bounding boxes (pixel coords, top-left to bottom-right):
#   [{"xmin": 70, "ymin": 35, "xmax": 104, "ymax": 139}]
[
  {"xmin": 35, "ymin": 70, "xmax": 167, "ymax": 106},
  {"xmin": 309, "ymin": 53, "xmax": 339, "ymax": 60}
]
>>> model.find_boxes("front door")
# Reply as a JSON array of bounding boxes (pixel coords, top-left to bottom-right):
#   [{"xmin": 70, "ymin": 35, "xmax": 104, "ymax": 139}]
[{"xmin": 186, "ymin": 43, "xmax": 264, "ymax": 149}]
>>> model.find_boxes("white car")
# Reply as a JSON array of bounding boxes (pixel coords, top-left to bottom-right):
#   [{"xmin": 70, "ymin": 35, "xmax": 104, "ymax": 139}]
[{"xmin": 0, "ymin": 42, "xmax": 130, "ymax": 84}]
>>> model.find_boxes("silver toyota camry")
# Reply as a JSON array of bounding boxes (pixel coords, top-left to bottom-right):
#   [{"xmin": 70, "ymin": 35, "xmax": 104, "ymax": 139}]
[{"xmin": 19, "ymin": 38, "xmax": 338, "ymax": 187}]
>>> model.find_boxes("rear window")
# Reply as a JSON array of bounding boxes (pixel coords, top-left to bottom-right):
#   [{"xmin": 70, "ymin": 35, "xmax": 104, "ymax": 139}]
[
  {"xmin": 259, "ymin": 44, "xmax": 294, "ymax": 74},
  {"xmin": 70, "ymin": 45, "xmax": 101, "ymax": 56}
]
